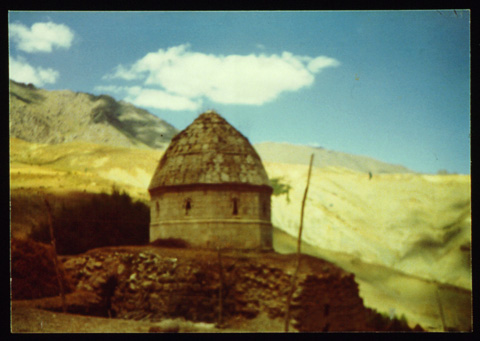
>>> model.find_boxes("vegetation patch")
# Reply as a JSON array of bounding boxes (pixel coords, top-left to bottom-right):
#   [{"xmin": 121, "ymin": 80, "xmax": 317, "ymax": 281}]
[
  {"xmin": 31, "ymin": 187, "xmax": 149, "ymax": 255},
  {"xmin": 365, "ymin": 308, "xmax": 423, "ymax": 331},
  {"xmin": 270, "ymin": 177, "xmax": 292, "ymax": 202},
  {"xmin": 11, "ymin": 238, "xmax": 74, "ymax": 300}
]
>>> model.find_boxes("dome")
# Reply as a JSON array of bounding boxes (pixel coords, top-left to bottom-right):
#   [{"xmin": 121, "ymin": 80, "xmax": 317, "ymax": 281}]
[{"xmin": 148, "ymin": 111, "xmax": 272, "ymax": 190}]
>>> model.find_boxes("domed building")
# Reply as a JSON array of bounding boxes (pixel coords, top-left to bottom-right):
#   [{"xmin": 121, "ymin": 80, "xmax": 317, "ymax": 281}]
[{"xmin": 148, "ymin": 110, "xmax": 273, "ymax": 250}]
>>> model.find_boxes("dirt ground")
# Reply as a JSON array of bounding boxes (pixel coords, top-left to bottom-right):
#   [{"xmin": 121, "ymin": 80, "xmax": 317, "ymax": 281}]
[
  {"xmin": 11, "ymin": 301, "xmax": 285, "ymax": 333},
  {"xmin": 12, "ymin": 305, "xmax": 165, "ymax": 333}
]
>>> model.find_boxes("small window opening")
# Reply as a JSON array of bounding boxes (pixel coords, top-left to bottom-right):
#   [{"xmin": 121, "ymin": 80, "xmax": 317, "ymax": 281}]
[
  {"xmin": 232, "ymin": 198, "xmax": 239, "ymax": 215},
  {"xmin": 156, "ymin": 202, "xmax": 160, "ymax": 217},
  {"xmin": 185, "ymin": 199, "xmax": 192, "ymax": 215}
]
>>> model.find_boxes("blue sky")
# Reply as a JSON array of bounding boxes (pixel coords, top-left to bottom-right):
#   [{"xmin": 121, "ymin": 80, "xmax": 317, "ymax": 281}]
[{"xmin": 9, "ymin": 11, "xmax": 470, "ymax": 174}]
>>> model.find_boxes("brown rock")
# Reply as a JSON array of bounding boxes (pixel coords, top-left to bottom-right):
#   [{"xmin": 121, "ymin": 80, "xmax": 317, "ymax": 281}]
[
  {"xmin": 141, "ymin": 281, "xmax": 153, "ymax": 289},
  {"xmin": 117, "ymin": 263, "xmax": 125, "ymax": 275}
]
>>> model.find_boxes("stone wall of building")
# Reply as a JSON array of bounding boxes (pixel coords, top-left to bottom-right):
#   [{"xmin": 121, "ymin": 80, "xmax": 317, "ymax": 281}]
[
  {"xmin": 150, "ymin": 184, "xmax": 272, "ymax": 249},
  {"xmin": 150, "ymin": 220, "xmax": 273, "ymax": 250}
]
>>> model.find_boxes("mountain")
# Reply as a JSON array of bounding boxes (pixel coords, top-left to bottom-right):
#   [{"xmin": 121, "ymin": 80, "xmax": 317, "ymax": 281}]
[
  {"xmin": 9, "ymin": 80, "xmax": 178, "ymax": 149},
  {"xmin": 10, "ymin": 80, "xmax": 415, "ymax": 174},
  {"xmin": 254, "ymin": 142, "xmax": 414, "ymax": 174}
]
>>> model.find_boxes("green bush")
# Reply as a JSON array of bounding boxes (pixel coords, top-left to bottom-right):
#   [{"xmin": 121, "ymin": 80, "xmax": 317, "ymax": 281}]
[
  {"xmin": 270, "ymin": 177, "xmax": 292, "ymax": 202},
  {"xmin": 31, "ymin": 188, "xmax": 150, "ymax": 255}
]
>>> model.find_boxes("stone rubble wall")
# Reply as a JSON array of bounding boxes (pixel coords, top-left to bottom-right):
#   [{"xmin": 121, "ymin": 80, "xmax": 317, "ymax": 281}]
[
  {"xmin": 62, "ymin": 249, "xmax": 369, "ymax": 331},
  {"xmin": 292, "ymin": 273, "xmax": 367, "ymax": 331}
]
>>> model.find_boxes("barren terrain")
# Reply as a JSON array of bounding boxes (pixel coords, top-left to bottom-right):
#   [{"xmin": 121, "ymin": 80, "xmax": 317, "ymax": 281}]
[
  {"xmin": 9, "ymin": 80, "xmax": 178, "ymax": 149},
  {"xmin": 9, "ymin": 138, "xmax": 471, "ymax": 332}
]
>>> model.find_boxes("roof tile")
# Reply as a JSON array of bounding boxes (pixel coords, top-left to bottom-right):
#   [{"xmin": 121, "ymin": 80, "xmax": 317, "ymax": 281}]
[{"xmin": 149, "ymin": 111, "xmax": 271, "ymax": 189}]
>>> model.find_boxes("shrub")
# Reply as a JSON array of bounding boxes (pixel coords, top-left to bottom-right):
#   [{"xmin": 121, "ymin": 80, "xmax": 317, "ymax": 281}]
[
  {"xmin": 31, "ymin": 188, "xmax": 150, "ymax": 255},
  {"xmin": 365, "ymin": 308, "xmax": 420, "ymax": 331},
  {"xmin": 11, "ymin": 238, "xmax": 73, "ymax": 300},
  {"xmin": 270, "ymin": 177, "xmax": 292, "ymax": 202}
]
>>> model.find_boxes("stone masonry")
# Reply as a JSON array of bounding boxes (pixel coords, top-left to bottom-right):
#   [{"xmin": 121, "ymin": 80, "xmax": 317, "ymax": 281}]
[{"xmin": 61, "ymin": 247, "xmax": 369, "ymax": 331}]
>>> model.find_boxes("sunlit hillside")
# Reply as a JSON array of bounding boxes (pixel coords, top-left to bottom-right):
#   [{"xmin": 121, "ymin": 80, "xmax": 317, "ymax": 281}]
[
  {"xmin": 9, "ymin": 138, "xmax": 471, "ymax": 330},
  {"xmin": 10, "ymin": 138, "xmax": 470, "ymax": 289},
  {"xmin": 254, "ymin": 142, "xmax": 414, "ymax": 174},
  {"xmin": 264, "ymin": 162, "xmax": 471, "ymax": 290},
  {"xmin": 10, "ymin": 138, "xmax": 163, "ymax": 200}
]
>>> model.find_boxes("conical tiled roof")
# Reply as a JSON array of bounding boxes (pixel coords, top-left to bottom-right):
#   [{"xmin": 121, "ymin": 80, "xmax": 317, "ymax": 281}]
[{"xmin": 148, "ymin": 111, "xmax": 271, "ymax": 190}]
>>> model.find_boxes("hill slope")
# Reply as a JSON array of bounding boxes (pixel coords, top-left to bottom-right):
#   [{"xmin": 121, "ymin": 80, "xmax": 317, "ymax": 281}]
[
  {"xmin": 9, "ymin": 138, "xmax": 471, "ymax": 330},
  {"xmin": 254, "ymin": 142, "xmax": 414, "ymax": 174},
  {"xmin": 9, "ymin": 80, "xmax": 178, "ymax": 149},
  {"xmin": 264, "ymin": 162, "xmax": 471, "ymax": 290},
  {"xmin": 10, "ymin": 138, "xmax": 470, "ymax": 289}
]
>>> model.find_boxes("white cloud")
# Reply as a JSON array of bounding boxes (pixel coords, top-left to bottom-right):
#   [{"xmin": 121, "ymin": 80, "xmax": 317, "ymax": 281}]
[
  {"xmin": 9, "ymin": 56, "xmax": 59, "ymax": 86},
  {"xmin": 94, "ymin": 84, "xmax": 201, "ymax": 111},
  {"xmin": 102, "ymin": 65, "xmax": 141, "ymax": 81},
  {"xmin": 125, "ymin": 87, "xmax": 202, "ymax": 111},
  {"xmin": 93, "ymin": 85, "xmax": 126, "ymax": 94},
  {"xmin": 307, "ymin": 56, "xmax": 341, "ymax": 73},
  {"xmin": 9, "ymin": 21, "xmax": 74, "ymax": 53},
  {"xmin": 104, "ymin": 44, "xmax": 340, "ymax": 108}
]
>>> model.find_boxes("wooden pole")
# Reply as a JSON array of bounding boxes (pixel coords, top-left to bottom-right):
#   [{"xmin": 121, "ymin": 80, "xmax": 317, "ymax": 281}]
[
  {"xmin": 44, "ymin": 197, "xmax": 66, "ymax": 313},
  {"xmin": 217, "ymin": 247, "xmax": 225, "ymax": 328},
  {"xmin": 284, "ymin": 153, "xmax": 314, "ymax": 332},
  {"xmin": 435, "ymin": 289, "xmax": 446, "ymax": 331}
]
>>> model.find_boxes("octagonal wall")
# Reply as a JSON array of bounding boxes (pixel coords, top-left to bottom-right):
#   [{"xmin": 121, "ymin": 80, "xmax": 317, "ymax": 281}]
[{"xmin": 149, "ymin": 184, "xmax": 273, "ymax": 250}]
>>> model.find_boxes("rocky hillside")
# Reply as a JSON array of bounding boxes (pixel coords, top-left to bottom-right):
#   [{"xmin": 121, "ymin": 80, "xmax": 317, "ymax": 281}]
[
  {"xmin": 254, "ymin": 142, "xmax": 414, "ymax": 174},
  {"xmin": 9, "ymin": 80, "xmax": 178, "ymax": 149}
]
